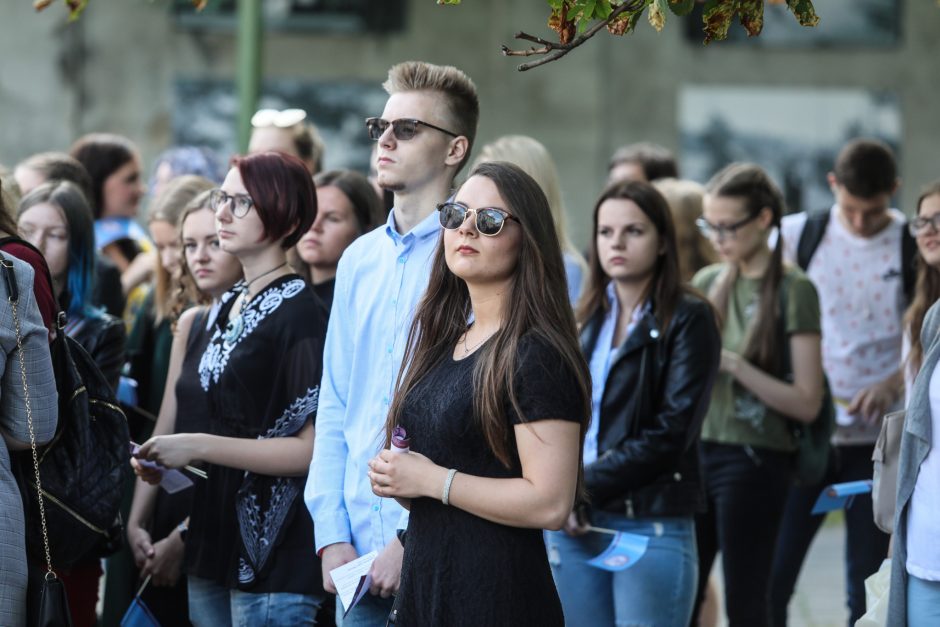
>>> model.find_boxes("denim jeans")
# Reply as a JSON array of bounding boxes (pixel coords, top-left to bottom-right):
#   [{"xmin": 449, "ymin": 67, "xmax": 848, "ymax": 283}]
[
  {"xmin": 336, "ymin": 592, "xmax": 394, "ymax": 627},
  {"xmin": 188, "ymin": 576, "xmax": 325, "ymax": 627},
  {"xmin": 547, "ymin": 512, "xmax": 698, "ymax": 627},
  {"xmin": 908, "ymin": 574, "xmax": 940, "ymax": 626},
  {"xmin": 694, "ymin": 442, "xmax": 792, "ymax": 627},
  {"xmin": 770, "ymin": 444, "xmax": 890, "ymax": 626},
  {"xmin": 189, "ymin": 576, "xmax": 232, "ymax": 627}
]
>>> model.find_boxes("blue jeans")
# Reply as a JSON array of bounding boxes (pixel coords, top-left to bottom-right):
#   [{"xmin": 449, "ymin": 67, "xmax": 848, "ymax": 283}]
[
  {"xmin": 335, "ymin": 592, "xmax": 394, "ymax": 626},
  {"xmin": 188, "ymin": 576, "xmax": 324, "ymax": 626},
  {"xmin": 908, "ymin": 574, "xmax": 940, "ymax": 627},
  {"xmin": 547, "ymin": 512, "xmax": 698, "ymax": 627}
]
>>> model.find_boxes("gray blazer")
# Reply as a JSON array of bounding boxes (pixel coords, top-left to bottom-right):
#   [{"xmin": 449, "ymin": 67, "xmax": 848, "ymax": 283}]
[
  {"xmin": 0, "ymin": 254, "xmax": 58, "ymax": 627},
  {"xmin": 887, "ymin": 300, "xmax": 940, "ymax": 626}
]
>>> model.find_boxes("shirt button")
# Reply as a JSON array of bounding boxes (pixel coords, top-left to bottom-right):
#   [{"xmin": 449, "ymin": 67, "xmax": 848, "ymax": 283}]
[
  {"xmin": 387, "ymin": 345, "xmax": 393, "ymax": 354},
  {"xmin": 398, "ymin": 256, "xmax": 407, "ymax": 264},
  {"xmin": 382, "ymin": 396, "xmax": 389, "ymax": 405},
  {"xmin": 373, "ymin": 505, "xmax": 380, "ymax": 511},
  {"xmin": 650, "ymin": 329, "xmax": 660, "ymax": 339},
  {"xmin": 391, "ymin": 299, "xmax": 397, "ymax": 306}
]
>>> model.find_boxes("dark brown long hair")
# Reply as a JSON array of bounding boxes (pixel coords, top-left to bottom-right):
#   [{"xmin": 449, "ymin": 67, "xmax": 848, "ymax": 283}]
[
  {"xmin": 384, "ymin": 162, "xmax": 591, "ymax": 483},
  {"xmin": 904, "ymin": 181, "xmax": 940, "ymax": 378},
  {"xmin": 706, "ymin": 163, "xmax": 786, "ymax": 374},
  {"xmin": 576, "ymin": 180, "xmax": 686, "ymax": 333}
]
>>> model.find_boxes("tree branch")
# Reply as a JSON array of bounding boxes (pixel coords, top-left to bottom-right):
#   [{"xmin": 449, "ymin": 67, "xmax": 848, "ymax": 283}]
[{"xmin": 501, "ymin": 0, "xmax": 647, "ymax": 71}]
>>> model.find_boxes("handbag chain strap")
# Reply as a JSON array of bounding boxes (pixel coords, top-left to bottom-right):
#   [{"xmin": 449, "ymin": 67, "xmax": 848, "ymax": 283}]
[{"xmin": 4, "ymin": 257, "xmax": 56, "ymax": 578}]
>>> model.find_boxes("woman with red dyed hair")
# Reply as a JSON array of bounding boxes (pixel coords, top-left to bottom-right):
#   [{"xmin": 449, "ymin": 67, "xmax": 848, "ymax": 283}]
[{"xmin": 137, "ymin": 152, "xmax": 328, "ymax": 625}]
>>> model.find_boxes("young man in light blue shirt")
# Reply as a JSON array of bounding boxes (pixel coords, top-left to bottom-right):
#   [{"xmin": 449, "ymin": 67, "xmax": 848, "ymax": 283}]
[{"xmin": 305, "ymin": 60, "xmax": 479, "ymax": 625}]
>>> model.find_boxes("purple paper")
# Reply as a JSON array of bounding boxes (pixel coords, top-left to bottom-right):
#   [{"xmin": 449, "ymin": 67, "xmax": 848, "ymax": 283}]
[
  {"xmin": 391, "ymin": 425, "xmax": 410, "ymax": 454},
  {"xmin": 130, "ymin": 443, "xmax": 194, "ymax": 495}
]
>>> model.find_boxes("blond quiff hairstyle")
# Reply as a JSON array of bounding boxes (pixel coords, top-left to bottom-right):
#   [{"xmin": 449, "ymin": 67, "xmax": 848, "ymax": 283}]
[{"xmin": 383, "ymin": 61, "xmax": 479, "ymax": 173}]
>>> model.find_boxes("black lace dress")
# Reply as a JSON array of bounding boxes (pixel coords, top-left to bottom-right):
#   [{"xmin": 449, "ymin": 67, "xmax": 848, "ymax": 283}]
[{"xmin": 393, "ymin": 335, "xmax": 584, "ymax": 627}]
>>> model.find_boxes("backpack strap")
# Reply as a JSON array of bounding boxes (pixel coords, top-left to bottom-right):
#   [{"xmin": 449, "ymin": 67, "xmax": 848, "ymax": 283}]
[
  {"xmin": 900, "ymin": 224, "xmax": 917, "ymax": 305},
  {"xmin": 796, "ymin": 210, "xmax": 831, "ymax": 272}
]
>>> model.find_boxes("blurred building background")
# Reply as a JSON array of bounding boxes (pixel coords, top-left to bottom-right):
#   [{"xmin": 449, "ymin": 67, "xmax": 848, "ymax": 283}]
[{"xmin": 1, "ymin": 0, "xmax": 938, "ymax": 247}]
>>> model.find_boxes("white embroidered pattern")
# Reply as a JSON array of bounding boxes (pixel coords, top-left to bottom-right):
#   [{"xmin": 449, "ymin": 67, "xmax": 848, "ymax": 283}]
[{"xmin": 199, "ymin": 278, "xmax": 306, "ymax": 390}]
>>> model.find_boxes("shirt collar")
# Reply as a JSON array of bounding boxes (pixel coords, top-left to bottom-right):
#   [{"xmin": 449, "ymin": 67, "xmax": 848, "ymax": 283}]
[{"xmin": 384, "ymin": 206, "xmax": 443, "ymax": 245}]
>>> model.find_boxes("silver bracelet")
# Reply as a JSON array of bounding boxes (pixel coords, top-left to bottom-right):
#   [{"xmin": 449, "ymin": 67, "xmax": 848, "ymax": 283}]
[{"xmin": 442, "ymin": 468, "xmax": 458, "ymax": 506}]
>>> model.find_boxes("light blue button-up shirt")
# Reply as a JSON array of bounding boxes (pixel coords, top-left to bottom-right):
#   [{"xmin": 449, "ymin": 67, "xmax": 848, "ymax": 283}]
[
  {"xmin": 583, "ymin": 284, "xmax": 648, "ymax": 465},
  {"xmin": 305, "ymin": 208, "xmax": 441, "ymax": 555}
]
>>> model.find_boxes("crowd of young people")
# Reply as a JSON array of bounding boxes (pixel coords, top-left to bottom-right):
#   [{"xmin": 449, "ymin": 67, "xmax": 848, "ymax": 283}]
[{"xmin": 1, "ymin": 58, "xmax": 939, "ymax": 627}]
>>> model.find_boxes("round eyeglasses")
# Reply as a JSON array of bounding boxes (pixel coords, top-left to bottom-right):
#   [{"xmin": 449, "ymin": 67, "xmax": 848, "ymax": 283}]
[
  {"xmin": 209, "ymin": 189, "xmax": 254, "ymax": 218},
  {"xmin": 437, "ymin": 202, "xmax": 519, "ymax": 237}
]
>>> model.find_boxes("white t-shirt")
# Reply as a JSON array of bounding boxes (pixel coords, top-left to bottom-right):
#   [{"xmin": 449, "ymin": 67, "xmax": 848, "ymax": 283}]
[
  {"xmin": 780, "ymin": 206, "xmax": 906, "ymax": 443},
  {"xmin": 906, "ymin": 362, "xmax": 940, "ymax": 581}
]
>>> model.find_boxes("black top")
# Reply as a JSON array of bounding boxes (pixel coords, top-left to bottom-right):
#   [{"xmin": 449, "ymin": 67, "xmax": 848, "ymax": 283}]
[
  {"xmin": 310, "ymin": 278, "xmax": 335, "ymax": 311},
  {"xmin": 186, "ymin": 276, "xmax": 326, "ymax": 594},
  {"xmin": 394, "ymin": 334, "xmax": 584, "ymax": 627},
  {"xmin": 66, "ymin": 311, "xmax": 126, "ymax": 392},
  {"xmin": 155, "ymin": 307, "xmax": 214, "ymax": 546}
]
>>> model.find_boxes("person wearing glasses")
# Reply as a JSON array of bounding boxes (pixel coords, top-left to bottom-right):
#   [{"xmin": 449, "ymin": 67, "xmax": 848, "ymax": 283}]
[
  {"xmin": 366, "ymin": 161, "xmax": 590, "ymax": 627},
  {"xmin": 883, "ymin": 182, "xmax": 940, "ymax": 626},
  {"xmin": 545, "ymin": 180, "xmax": 720, "ymax": 627},
  {"xmin": 138, "ymin": 152, "xmax": 327, "ymax": 625},
  {"xmin": 304, "ymin": 60, "xmax": 479, "ymax": 626},
  {"xmin": 248, "ymin": 108, "xmax": 326, "ymax": 175},
  {"xmin": 690, "ymin": 163, "xmax": 824, "ymax": 627},
  {"xmin": 771, "ymin": 140, "xmax": 907, "ymax": 626}
]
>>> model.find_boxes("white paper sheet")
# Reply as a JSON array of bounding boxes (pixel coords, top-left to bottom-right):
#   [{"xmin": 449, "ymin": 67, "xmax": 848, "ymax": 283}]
[{"xmin": 330, "ymin": 550, "xmax": 378, "ymax": 617}]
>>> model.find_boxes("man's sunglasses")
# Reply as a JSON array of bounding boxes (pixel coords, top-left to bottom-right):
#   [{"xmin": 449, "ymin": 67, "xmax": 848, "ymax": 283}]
[
  {"xmin": 437, "ymin": 202, "xmax": 519, "ymax": 237},
  {"xmin": 366, "ymin": 117, "xmax": 459, "ymax": 141}
]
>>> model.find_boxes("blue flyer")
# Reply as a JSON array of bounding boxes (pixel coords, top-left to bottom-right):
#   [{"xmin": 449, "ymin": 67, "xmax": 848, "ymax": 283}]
[
  {"xmin": 587, "ymin": 531, "xmax": 650, "ymax": 572},
  {"xmin": 811, "ymin": 480, "xmax": 873, "ymax": 515}
]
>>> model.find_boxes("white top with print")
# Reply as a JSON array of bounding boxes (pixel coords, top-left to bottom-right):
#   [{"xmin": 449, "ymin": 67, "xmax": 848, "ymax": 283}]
[{"xmin": 781, "ymin": 205, "xmax": 906, "ymax": 439}]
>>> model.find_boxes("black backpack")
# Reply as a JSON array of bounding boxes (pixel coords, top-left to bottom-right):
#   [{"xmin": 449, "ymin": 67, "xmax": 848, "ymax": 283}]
[
  {"xmin": 795, "ymin": 209, "xmax": 917, "ymax": 304},
  {"xmin": 2, "ymin": 239, "xmax": 130, "ymax": 568}
]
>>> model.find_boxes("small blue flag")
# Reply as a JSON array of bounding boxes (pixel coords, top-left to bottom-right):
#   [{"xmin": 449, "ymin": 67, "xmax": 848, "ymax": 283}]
[
  {"xmin": 811, "ymin": 480, "xmax": 873, "ymax": 515},
  {"xmin": 587, "ymin": 531, "xmax": 650, "ymax": 571},
  {"xmin": 120, "ymin": 576, "xmax": 161, "ymax": 627}
]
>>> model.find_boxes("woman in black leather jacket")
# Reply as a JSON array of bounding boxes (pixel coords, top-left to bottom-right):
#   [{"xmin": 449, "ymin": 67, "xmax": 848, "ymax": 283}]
[{"xmin": 547, "ymin": 180, "xmax": 720, "ymax": 627}]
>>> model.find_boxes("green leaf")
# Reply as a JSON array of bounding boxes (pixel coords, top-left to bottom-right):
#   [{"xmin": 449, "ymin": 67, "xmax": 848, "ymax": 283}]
[
  {"xmin": 595, "ymin": 0, "xmax": 614, "ymax": 20},
  {"xmin": 436, "ymin": 0, "xmax": 462, "ymax": 4},
  {"xmin": 668, "ymin": 0, "xmax": 695, "ymax": 17}
]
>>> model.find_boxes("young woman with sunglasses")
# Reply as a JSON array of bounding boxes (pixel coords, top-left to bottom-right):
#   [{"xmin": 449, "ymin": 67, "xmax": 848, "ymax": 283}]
[
  {"xmin": 367, "ymin": 161, "xmax": 591, "ymax": 627},
  {"xmin": 690, "ymin": 163, "xmax": 824, "ymax": 626},
  {"xmin": 138, "ymin": 152, "xmax": 327, "ymax": 625},
  {"xmin": 545, "ymin": 180, "xmax": 721, "ymax": 627},
  {"xmin": 127, "ymin": 189, "xmax": 244, "ymax": 626}
]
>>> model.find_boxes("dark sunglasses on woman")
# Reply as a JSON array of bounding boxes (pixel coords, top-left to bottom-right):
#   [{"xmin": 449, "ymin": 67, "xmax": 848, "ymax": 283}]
[{"xmin": 437, "ymin": 202, "xmax": 520, "ymax": 237}]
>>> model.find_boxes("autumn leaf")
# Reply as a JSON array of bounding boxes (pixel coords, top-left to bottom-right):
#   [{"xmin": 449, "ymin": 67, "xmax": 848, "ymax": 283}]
[
  {"xmin": 437, "ymin": 0, "xmax": 462, "ymax": 4},
  {"xmin": 787, "ymin": 0, "xmax": 820, "ymax": 27},
  {"xmin": 607, "ymin": 0, "xmax": 647, "ymax": 35},
  {"xmin": 65, "ymin": 0, "xmax": 88, "ymax": 21},
  {"xmin": 192, "ymin": 0, "xmax": 209, "ymax": 10},
  {"xmin": 738, "ymin": 0, "xmax": 764, "ymax": 36},
  {"xmin": 701, "ymin": 0, "xmax": 735, "ymax": 44},
  {"xmin": 548, "ymin": 2, "xmax": 577, "ymax": 44},
  {"xmin": 648, "ymin": 0, "xmax": 667, "ymax": 31},
  {"xmin": 33, "ymin": 0, "xmax": 53, "ymax": 11}
]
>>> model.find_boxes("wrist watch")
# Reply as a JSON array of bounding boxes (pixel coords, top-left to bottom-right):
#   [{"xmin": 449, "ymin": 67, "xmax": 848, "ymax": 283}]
[{"xmin": 176, "ymin": 521, "xmax": 189, "ymax": 543}]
